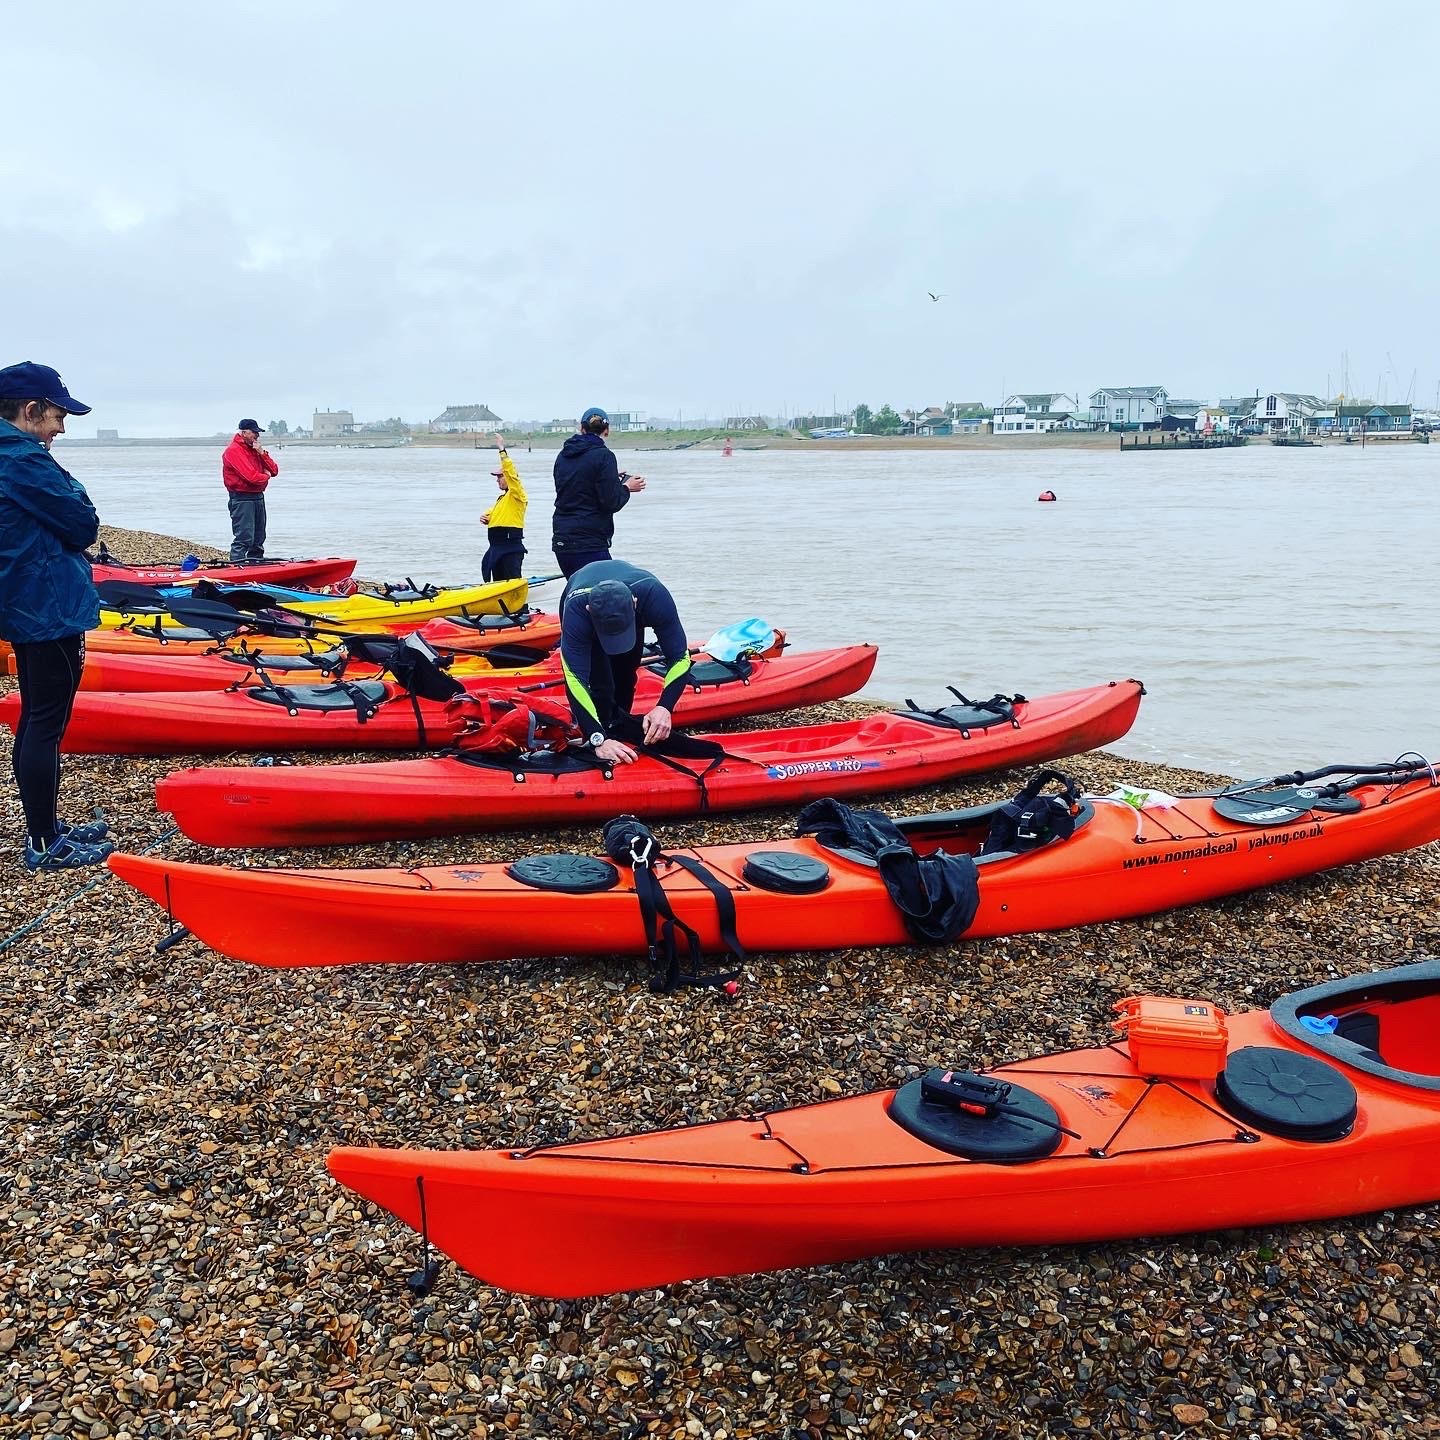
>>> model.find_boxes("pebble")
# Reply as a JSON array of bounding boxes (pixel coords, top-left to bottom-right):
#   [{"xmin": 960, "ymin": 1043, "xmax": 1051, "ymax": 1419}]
[{"xmin": 0, "ymin": 525, "xmax": 1435, "ymax": 1438}]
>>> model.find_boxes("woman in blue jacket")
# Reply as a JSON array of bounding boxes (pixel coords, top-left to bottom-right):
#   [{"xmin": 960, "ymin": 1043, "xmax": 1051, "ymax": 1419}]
[{"xmin": 0, "ymin": 362, "xmax": 114, "ymax": 870}]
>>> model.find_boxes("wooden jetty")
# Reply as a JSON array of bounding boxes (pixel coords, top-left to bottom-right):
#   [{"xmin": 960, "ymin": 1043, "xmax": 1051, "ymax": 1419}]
[{"xmin": 1119, "ymin": 432, "xmax": 1247, "ymax": 452}]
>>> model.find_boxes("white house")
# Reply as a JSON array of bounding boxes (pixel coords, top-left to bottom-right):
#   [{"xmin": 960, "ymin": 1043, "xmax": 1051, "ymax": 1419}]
[
  {"xmin": 1251, "ymin": 393, "xmax": 1324, "ymax": 434},
  {"xmin": 1089, "ymin": 386, "xmax": 1169, "ymax": 430},
  {"xmin": 431, "ymin": 404, "xmax": 504, "ymax": 433},
  {"xmin": 992, "ymin": 393, "xmax": 1081, "ymax": 434}
]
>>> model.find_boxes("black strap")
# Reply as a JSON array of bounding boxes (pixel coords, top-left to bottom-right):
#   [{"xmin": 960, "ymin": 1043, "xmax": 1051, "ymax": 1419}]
[{"xmin": 604, "ymin": 817, "xmax": 744, "ymax": 992}]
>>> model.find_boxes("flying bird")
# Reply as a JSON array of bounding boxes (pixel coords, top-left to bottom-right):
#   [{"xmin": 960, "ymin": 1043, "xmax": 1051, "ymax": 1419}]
[{"xmin": 927, "ymin": 291, "xmax": 945, "ymax": 302}]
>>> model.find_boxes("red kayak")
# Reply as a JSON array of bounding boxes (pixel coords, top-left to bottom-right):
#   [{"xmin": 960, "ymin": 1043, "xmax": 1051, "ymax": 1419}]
[
  {"xmin": 156, "ymin": 681, "xmax": 1144, "ymax": 846},
  {"xmin": 418, "ymin": 610, "xmax": 561, "ymax": 655},
  {"xmin": 90, "ymin": 555, "xmax": 357, "ymax": 588},
  {"xmin": 6, "ymin": 645, "xmax": 878, "ymax": 755},
  {"xmin": 326, "ymin": 962, "xmax": 1440, "ymax": 1297},
  {"xmin": 108, "ymin": 759, "xmax": 1440, "ymax": 971},
  {"xmin": 69, "ymin": 640, "xmax": 557, "ymax": 692}
]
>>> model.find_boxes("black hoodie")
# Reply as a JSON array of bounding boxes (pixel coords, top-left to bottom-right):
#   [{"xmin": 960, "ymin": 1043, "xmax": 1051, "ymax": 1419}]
[{"xmin": 551, "ymin": 431, "xmax": 631, "ymax": 553}]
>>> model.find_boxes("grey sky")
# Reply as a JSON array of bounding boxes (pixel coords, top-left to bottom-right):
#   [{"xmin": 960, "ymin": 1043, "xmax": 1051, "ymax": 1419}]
[{"xmin": 6, "ymin": 0, "xmax": 1439, "ymax": 435}]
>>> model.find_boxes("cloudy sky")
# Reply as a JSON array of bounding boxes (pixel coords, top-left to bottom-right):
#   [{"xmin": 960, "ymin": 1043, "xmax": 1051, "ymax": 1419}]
[{"xmin": 6, "ymin": 0, "xmax": 1438, "ymax": 434}]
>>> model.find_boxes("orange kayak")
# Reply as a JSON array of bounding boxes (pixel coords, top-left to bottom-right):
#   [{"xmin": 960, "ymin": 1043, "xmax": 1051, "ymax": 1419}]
[
  {"xmin": 107, "ymin": 759, "xmax": 1440, "ymax": 968},
  {"xmin": 327, "ymin": 962, "xmax": 1440, "ymax": 1297},
  {"xmin": 154, "ymin": 680, "xmax": 1144, "ymax": 847},
  {"xmin": 4, "ymin": 644, "xmax": 878, "ymax": 755}
]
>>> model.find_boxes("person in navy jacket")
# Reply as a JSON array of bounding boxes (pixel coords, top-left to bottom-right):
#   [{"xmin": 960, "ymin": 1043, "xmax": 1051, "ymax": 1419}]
[
  {"xmin": 550, "ymin": 407, "xmax": 646, "ymax": 577},
  {"xmin": 0, "ymin": 362, "xmax": 114, "ymax": 870},
  {"xmin": 558, "ymin": 559, "xmax": 691, "ymax": 766}
]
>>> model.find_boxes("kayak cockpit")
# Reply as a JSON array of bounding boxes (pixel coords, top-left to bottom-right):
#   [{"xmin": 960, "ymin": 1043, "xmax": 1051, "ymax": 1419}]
[{"xmin": 1273, "ymin": 962, "xmax": 1440, "ymax": 1090}]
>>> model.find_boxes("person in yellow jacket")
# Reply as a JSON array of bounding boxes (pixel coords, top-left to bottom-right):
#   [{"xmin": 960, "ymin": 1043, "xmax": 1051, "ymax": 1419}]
[{"xmin": 480, "ymin": 431, "xmax": 528, "ymax": 582}]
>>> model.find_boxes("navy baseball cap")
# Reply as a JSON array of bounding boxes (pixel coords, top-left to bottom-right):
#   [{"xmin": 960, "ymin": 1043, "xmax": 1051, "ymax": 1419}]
[
  {"xmin": 0, "ymin": 361, "xmax": 92, "ymax": 415},
  {"xmin": 585, "ymin": 579, "xmax": 637, "ymax": 654},
  {"xmin": 580, "ymin": 406, "xmax": 609, "ymax": 428},
  {"xmin": 237, "ymin": 418, "xmax": 264, "ymax": 433}
]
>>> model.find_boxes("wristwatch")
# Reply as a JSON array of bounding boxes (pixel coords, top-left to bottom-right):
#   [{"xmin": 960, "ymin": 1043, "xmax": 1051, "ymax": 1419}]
[{"xmin": 589, "ymin": 731, "xmax": 605, "ymax": 747}]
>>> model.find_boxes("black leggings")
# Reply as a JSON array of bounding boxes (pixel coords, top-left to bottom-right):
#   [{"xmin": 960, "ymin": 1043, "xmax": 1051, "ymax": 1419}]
[
  {"xmin": 482, "ymin": 526, "xmax": 526, "ymax": 583},
  {"xmin": 10, "ymin": 634, "xmax": 85, "ymax": 845}
]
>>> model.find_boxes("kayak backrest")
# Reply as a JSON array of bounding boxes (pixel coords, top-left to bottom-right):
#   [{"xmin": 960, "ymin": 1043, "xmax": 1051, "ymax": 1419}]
[
  {"xmin": 648, "ymin": 656, "xmax": 753, "ymax": 688},
  {"xmin": 897, "ymin": 694, "xmax": 1018, "ymax": 732},
  {"xmin": 245, "ymin": 680, "xmax": 389, "ymax": 713}
]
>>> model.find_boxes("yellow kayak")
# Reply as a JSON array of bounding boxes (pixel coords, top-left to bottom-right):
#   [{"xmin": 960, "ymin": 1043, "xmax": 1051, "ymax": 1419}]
[{"xmin": 93, "ymin": 578, "xmax": 528, "ymax": 634}]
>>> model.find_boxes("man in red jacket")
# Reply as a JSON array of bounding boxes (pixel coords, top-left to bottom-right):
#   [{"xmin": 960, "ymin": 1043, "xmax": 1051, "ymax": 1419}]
[{"xmin": 221, "ymin": 419, "xmax": 279, "ymax": 561}]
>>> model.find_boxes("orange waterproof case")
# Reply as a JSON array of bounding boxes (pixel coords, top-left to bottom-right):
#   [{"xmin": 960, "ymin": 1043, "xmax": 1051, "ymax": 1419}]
[{"xmin": 1112, "ymin": 996, "xmax": 1230, "ymax": 1079}]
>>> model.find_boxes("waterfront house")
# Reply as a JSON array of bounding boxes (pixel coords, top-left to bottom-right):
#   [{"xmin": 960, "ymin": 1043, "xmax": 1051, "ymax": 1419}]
[
  {"xmin": 1216, "ymin": 397, "xmax": 1257, "ymax": 429},
  {"xmin": 1197, "ymin": 406, "xmax": 1230, "ymax": 433},
  {"xmin": 312, "ymin": 409, "xmax": 356, "ymax": 438},
  {"xmin": 1334, "ymin": 403, "xmax": 1413, "ymax": 435},
  {"xmin": 1252, "ymin": 393, "xmax": 1324, "ymax": 434},
  {"xmin": 953, "ymin": 416, "xmax": 986, "ymax": 434},
  {"xmin": 1088, "ymin": 387, "xmax": 1169, "ymax": 431},
  {"xmin": 431, "ymin": 404, "xmax": 503, "ymax": 434},
  {"xmin": 993, "ymin": 394, "xmax": 1080, "ymax": 434},
  {"xmin": 1160, "ymin": 399, "xmax": 1205, "ymax": 432}
]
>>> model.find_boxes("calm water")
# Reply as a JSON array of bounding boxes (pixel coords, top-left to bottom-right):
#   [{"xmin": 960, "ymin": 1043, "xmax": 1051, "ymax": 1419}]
[{"xmin": 64, "ymin": 439, "xmax": 1439, "ymax": 778}]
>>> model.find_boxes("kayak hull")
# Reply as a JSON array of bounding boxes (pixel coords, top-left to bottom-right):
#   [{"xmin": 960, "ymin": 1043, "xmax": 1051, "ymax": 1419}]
[
  {"xmin": 156, "ymin": 681, "xmax": 1144, "ymax": 846},
  {"xmin": 107, "ymin": 768, "xmax": 1440, "ymax": 967},
  {"xmin": 94, "ymin": 578, "xmax": 528, "ymax": 632},
  {"xmin": 91, "ymin": 556, "xmax": 357, "ymax": 588},
  {"xmin": 326, "ymin": 973, "xmax": 1440, "ymax": 1297},
  {"xmin": 5, "ymin": 645, "xmax": 878, "ymax": 755},
  {"xmin": 69, "ymin": 644, "xmax": 553, "ymax": 692}
]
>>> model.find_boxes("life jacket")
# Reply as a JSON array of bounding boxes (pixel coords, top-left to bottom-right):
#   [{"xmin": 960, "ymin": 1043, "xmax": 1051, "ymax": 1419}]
[{"xmin": 450, "ymin": 694, "xmax": 576, "ymax": 757}]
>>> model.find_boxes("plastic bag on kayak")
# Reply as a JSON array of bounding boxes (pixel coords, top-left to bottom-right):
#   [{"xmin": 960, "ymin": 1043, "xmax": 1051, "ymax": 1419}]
[
  {"xmin": 1104, "ymin": 784, "xmax": 1182, "ymax": 810},
  {"xmin": 703, "ymin": 618, "xmax": 776, "ymax": 662}
]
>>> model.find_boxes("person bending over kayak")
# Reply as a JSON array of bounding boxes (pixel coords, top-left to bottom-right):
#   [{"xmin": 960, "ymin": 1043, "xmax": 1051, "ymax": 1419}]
[
  {"xmin": 551, "ymin": 406, "xmax": 645, "ymax": 578},
  {"xmin": 0, "ymin": 362, "xmax": 115, "ymax": 871},
  {"xmin": 222, "ymin": 419, "xmax": 278, "ymax": 562},
  {"xmin": 480, "ymin": 431, "xmax": 527, "ymax": 582},
  {"xmin": 559, "ymin": 559, "xmax": 691, "ymax": 765}
]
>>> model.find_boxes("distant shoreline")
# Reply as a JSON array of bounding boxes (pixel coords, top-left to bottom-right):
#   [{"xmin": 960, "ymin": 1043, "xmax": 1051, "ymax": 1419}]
[{"xmin": 62, "ymin": 431, "xmax": 1131, "ymax": 453}]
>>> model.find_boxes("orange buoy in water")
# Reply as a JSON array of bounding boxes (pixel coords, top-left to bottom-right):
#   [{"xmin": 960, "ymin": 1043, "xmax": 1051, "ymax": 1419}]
[{"xmin": 1038, "ymin": 490, "xmax": 1057, "ymax": 502}]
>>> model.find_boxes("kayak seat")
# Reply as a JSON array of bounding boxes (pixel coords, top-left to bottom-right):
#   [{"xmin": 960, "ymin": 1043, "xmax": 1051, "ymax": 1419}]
[
  {"xmin": 899, "ymin": 698, "xmax": 1017, "ymax": 733},
  {"xmin": 219, "ymin": 649, "xmax": 345, "ymax": 673},
  {"xmin": 648, "ymin": 658, "xmax": 753, "ymax": 688},
  {"xmin": 889, "ymin": 1069, "xmax": 1064, "ymax": 1162},
  {"xmin": 506, "ymin": 853, "xmax": 620, "ymax": 893},
  {"xmin": 741, "ymin": 851, "xmax": 830, "ymax": 894},
  {"xmin": 449, "ymin": 609, "xmax": 533, "ymax": 633},
  {"xmin": 246, "ymin": 680, "xmax": 389, "ymax": 712},
  {"xmin": 1215, "ymin": 1046, "xmax": 1357, "ymax": 1142},
  {"xmin": 152, "ymin": 625, "xmax": 239, "ymax": 643}
]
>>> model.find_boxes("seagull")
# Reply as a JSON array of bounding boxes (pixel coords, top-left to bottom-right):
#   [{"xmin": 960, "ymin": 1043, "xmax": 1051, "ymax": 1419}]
[{"xmin": 927, "ymin": 291, "xmax": 945, "ymax": 302}]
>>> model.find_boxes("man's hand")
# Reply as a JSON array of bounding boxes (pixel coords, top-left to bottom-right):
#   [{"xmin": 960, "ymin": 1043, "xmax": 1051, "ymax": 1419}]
[
  {"xmin": 623, "ymin": 473, "xmax": 646, "ymax": 493},
  {"xmin": 641, "ymin": 705, "xmax": 672, "ymax": 745},
  {"xmin": 594, "ymin": 736, "xmax": 638, "ymax": 765},
  {"xmin": 493, "ymin": 431, "xmax": 506, "ymax": 450}
]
